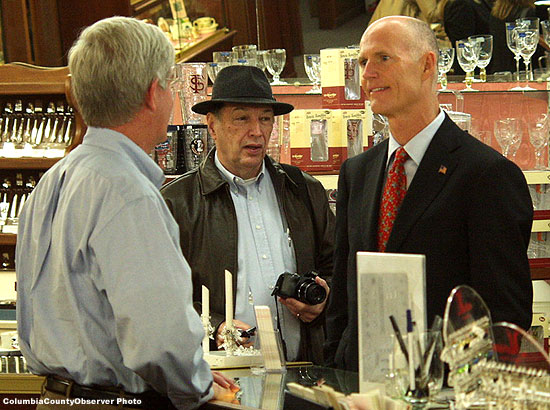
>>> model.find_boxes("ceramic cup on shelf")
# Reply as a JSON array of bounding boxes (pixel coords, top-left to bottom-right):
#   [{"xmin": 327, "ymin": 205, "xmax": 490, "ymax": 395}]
[{"xmin": 193, "ymin": 17, "xmax": 218, "ymax": 35}]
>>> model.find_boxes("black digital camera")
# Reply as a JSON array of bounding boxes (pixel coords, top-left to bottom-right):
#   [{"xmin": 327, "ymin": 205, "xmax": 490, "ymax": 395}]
[{"xmin": 271, "ymin": 271, "xmax": 326, "ymax": 305}]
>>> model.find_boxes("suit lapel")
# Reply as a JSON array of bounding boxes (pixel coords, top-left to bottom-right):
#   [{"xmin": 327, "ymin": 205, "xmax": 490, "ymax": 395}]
[
  {"xmin": 386, "ymin": 116, "xmax": 461, "ymax": 251},
  {"xmin": 360, "ymin": 141, "xmax": 388, "ymax": 250}
]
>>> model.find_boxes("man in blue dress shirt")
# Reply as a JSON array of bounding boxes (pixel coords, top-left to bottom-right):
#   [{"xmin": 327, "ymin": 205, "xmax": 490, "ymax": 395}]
[{"xmin": 16, "ymin": 16, "xmax": 237, "ymax": 410}]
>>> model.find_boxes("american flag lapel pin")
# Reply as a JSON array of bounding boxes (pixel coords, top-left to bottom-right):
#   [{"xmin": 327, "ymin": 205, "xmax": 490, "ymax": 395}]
[{"xmin": 438, "ymin": 165, "xmax": 447, "ymax": 175}]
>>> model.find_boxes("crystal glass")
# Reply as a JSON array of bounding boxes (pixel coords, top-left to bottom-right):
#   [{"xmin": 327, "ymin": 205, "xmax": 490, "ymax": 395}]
[
  {"xmin": 303, "ymin": 54, "xmax": 321, "ymax": 94},
  {"xmin": 542, "ymin": 20, "xmax": 550, "ymax": 49},
  {"xmin": 232, "ymin": 44, "xmax": 258, "ymax": 67},
  {"xmin": 438, "ymin": 47, "xmax": 454, "ymax": 91},
  {"xmin": 212, "ymin": 51, "xmax": 233, "ymax": 63},
  {"xmin": 528, "ymin": 114, "xmax": 549, "ymax": 169},
  {"xmin": 265, "ymin": 48, "xmax": 287, "ymax": 85},
  {"xmin": 494, "ymin": 117, "xmax": 521, "ymax": 159},
  {"xmin": 515, "ymin": 17, "xmax": 539, "ymax": 89},
  {"xmin": 468, "ymin": 35, "xmax": 493, "ymax": 82},
  {"xmin": 256, "ymin": 50, "xmax": 268, "ymax": 73},
  {"xmin": 177, "ymin": 63, "xmax": 208, "ymax": 124},
  {"xmin": 505, "ymin": 22, "xmax": 523, "ymax": 89},
  {"xmin": 456, "ymin": 39, "xmax": 479, "ymax": 91},
  {"xmin": 390, "ymin": 330, "xmax": 444, "ymax": 407},
  {"xmin": 206, "ymin": 62, "xmax": 229, "ymax": 84}
]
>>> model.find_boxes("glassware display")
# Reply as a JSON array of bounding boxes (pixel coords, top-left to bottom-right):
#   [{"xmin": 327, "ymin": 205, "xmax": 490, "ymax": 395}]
[
  {"xmin": 212, "ymin": 51, "xmax": 233, "ymax": 63},
  {"xmin": 265, "ymin": 48, "xmax": 287, "ymax": 85},
  {"xmin": 390, "ymin": 330, "xmax": 444, "ymax": 407},
  {"xmin": 468, "ymin": 35, "xmax": 493, "ymax": 82},
  {"xmin": 256, "ymin": 50, "xmax": 268, "ymax": 74},
  {"xmin": 437, "ymin": 47, "xmax": 454, "ymax": 91},
  {"xmin": 206, "ymin": 62, "xmax": 228, "ymax": 84},
  {"xmin": 232, "ymin": 44, "xmax": 258, "ymax": 66},
  {"xmin": 303, "ymin": 54, "xmax": 321, "ymax": 94},
  {"xmin": 177, "ymin": 62, "xmax": 208, "ymax": 124},
  {"xmin": 494, "ymin": 117, "xmax": 522, "ymax": 159},
  {"xmin": 456, "ymin": 39, "xmax": 479, "ymax": 91},
  {"xmin": 515, "ymin": 17, "xmax": 539, "ymax": 90},
  {"xmin": 505, "ymin": 22, "xmax": 523, "ymax": 90},
  {"xmin": 528, "ymin": 114, "xmax": 549, "ymax": 169}
]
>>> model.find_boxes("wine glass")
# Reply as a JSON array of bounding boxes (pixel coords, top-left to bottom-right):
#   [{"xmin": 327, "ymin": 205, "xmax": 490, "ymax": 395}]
[
  {"xmin": 265, "ymin": 48, "xmax": 287, "ymax": 85},
  {"xmin": 206, "ymin": 62, "xmax": 228, "ymax": 84},
  {"xmin": 468, "ymin": 35, "xmax": 492, "ymax": 82},
  {"xmin": 456, "ymin": 39, "xmax": 479, "ymax": 91},
  {"xmin": 438, "ymin": 47, "xmax": 454, "ymax": 92},
  {"xmin": 303, "ymin": 54, "xmax": 321, "ymax": 94},
  {"xmin": 515, "ymin": 17, "xmax": 539, "ymax": 89},
  {"xmin": 505, "ymin": 22, "xmax": 523, "ymax": 90},
  {"xmin": 494, "ymin": 118, "xmax": 521, "ymax": 159},
  {"xmin": 232, "ymin": 44, "xmax": 258, "ymax": 67},
  {"xmin": 542, "ymin": 20, "xmax": 550, "ymax": 49},
  {"xmin": 256, "ymin": 50, "xmax": 268, "ymax": 74},
  {"xmin": 528, "ymin": 115, "xmax": 549, "ymax": 169}
]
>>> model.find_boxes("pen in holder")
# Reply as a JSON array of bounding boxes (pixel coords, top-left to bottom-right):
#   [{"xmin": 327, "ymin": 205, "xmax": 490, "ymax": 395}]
[{"xmin": 389, "ymin": 312, "xmax": 444, "ymax": 407}]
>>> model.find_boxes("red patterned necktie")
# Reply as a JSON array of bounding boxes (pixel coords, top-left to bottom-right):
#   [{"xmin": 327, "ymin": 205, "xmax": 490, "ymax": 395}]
[{"xmin": 378, "ymin": 147, "xmax": 409, "ymax": 252}]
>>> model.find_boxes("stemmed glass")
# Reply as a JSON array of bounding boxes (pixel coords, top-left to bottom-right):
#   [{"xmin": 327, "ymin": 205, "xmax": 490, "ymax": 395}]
[
  {"xmin": 206, "ymin": 62, "xmax": 228, "ymax": 84},
  {"xmin": 256, "ymin": 50, "xmax": 268, "ymax": 74},
  {"xmin": 468, "ymin": 35, "xmax": 492, "ymax": 82},
  {"xmin": 505, "ymin": 22, "xmax": 523, "ymax": 90},
  {"xmin": 494, "ymin": 118, "xmax": 521, "ymax": 159},
  {"xmin": 438, "ymin": 47, "xmax": 454, "ymax": 92},
  {"xmin": 515, "ymin": 17, "xmax": 539, "ymax": 90},
  {"xmin": 265, "ymin": 48, "xmax": 287, "ymax": 85},
  {"xmin": 528, "ymin": 114, "xmax": 549, "ymax": 169},
  {"xmin": 456, "ymin": 39, "xmax": 479, "ymax": 91},
  {"xmin": 303, "ymin": 54, "xmax": 321, "ymax": 94}
]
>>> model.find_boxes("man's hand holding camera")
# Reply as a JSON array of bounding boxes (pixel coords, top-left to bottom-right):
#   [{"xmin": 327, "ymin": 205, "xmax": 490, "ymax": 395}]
[
  {"xmin": 277, "ymin": 275, "xmax": 330, "ymax": 323},
  {"xmin": 272, "ymin": 271, "xmax": 330, "ymax": 323}
]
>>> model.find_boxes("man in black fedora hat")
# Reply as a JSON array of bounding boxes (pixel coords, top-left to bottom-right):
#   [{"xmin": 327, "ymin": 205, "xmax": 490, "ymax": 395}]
[{"xmin": 161, "ymin": 65, "xmax": 335, "ymax": 364}]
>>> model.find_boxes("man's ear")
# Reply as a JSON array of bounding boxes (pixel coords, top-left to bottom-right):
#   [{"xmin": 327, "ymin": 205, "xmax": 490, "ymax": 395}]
[
  {"xmin": 206, "ymin": 112, "xmax": 218, "ymax": 140},
  {"xmin": 144, "ymin": 78, "xmax": 161, "ymax": 112},
  {"xmin": 422, "ymin": 51, "xmax": 437, "ymax": 81}
]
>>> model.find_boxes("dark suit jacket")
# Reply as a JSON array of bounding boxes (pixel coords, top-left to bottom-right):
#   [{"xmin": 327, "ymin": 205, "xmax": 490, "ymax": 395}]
[{"xmin": 325, "ymin": 115, "xmax": 533, "ymax": 371}]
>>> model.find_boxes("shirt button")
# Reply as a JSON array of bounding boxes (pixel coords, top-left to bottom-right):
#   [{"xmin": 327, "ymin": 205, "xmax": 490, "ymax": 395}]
[
  {"xmin": 249, "ymin": 196, "xmax": 254, "ymax": 200},
  {"xmin": 262, "ymin": 254, "xmax": 268, "ymax": 259},
  {"xmin": 256, "ymin": 225, "xmax": 261, "ymax": 230},
  {"xmin": 269, "ymin": 285, "xmax": 274, "ymax": 290}
]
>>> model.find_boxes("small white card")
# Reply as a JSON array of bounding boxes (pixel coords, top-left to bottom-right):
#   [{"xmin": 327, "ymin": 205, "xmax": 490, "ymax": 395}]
[{"xmin": 356, "ymin": 251, "xmax": 426, "ymax": 390}]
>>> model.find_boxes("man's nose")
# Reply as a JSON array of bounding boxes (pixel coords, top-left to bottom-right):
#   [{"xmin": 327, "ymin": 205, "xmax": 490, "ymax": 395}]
[{"xmin": 249, "ymin": 118, "xmax": 263, "ymax": 135}]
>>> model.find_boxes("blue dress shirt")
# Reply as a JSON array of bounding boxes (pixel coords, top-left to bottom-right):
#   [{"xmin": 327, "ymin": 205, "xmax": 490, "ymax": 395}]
[
  {"xmin": 16, "ymin": 127, "xmax": 213, "ymax": 409},
  {"xmin": 214, "ymin": 152, "xmax": 300, "ymax": 361}
]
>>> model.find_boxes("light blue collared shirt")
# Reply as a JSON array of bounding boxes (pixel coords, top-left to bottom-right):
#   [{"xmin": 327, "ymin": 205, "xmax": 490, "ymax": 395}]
[
  {"xmin": 214, "ymin": 152, "xmax": 300, "ymax": 361},
  {"xmin": 386, "ymin": 110, "xmax": 445, "ymax": 188},
  {"xmin": 16, "ymin": 127, "xmax": 213, "ymax": 410}
]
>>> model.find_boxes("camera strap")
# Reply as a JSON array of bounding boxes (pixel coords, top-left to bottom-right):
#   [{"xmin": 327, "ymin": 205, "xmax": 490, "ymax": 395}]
[{"xmin": 273, "ymin": 294, "xmax": 288, "ymax": 361}]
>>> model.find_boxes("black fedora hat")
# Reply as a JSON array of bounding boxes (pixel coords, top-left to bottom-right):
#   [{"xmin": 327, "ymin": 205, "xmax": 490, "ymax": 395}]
[{"xmin": 192, "ymin": 65, "xmax": 294, "ymax": 116}]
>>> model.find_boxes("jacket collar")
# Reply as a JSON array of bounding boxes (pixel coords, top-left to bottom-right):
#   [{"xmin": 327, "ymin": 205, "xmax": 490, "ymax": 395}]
[{"xmin": 198, "ymin": 148, "xmax": 296, "ymax": 195}]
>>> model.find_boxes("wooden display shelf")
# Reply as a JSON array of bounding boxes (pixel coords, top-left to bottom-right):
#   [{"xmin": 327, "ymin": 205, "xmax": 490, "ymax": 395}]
[
  {"xmin": 175, "ymin": 28, "xmax": 237, "ymax": 63},
  {"xmin": 530, "ymin": 259, "xmax": 550, "ymax": 280},
  {"xmin": 0, "ymin": 234, "xmax": 17, "ymax": 246},
  {"xmin": 0, "ymin": 158, "xmax": 61, "ymax": 170}
]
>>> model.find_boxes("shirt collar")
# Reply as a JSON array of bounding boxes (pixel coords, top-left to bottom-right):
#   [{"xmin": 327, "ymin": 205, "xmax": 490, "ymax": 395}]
[
  {"xmin": 387, "ymin": 110, "xmax": 445, "ymax": 167},
  {"xmin": 214, "ymin": 150, "xmax": 265, "ymax": 191},
  {"xmin": 82, "ymin": 127, "xmax": 165, "ymax": 188}
]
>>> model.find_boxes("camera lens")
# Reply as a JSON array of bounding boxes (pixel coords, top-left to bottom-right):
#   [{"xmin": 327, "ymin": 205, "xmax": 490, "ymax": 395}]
[{"xmin": 297, "ymin": 280, "xmax": 326, "ymax": 305}]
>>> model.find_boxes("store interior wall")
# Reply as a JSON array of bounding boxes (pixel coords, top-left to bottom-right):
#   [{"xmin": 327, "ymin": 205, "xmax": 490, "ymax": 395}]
[{"xmin": 294, "ymin": 0, "xmax": 369, "ymax": 78}]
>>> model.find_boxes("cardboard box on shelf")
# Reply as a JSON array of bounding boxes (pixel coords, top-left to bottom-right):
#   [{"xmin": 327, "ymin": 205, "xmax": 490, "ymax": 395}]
[
  {"xmin": 340, "ymin": 105, "xmax": 373, "ymax": 161},
  {"xmin": 320, "ymin": 48, "xmax": 366, "ymax": 109},
  {"xmin": 289, "ymin": 109, "xmax": 342, "ymax": 172}
]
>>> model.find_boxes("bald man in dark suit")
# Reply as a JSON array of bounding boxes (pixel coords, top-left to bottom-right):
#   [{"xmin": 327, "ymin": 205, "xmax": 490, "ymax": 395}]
[{"xmin": 324, "ymin": 16, "xmax": 533, "ymax": 372}]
